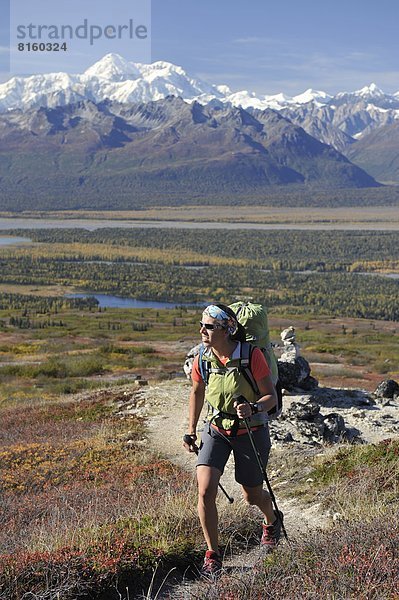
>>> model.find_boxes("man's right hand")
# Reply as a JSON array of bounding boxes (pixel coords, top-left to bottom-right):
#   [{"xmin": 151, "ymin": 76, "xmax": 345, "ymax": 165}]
[{"xmin": 183, "ymin": 434, "xmax": 198, "ymax": 453}]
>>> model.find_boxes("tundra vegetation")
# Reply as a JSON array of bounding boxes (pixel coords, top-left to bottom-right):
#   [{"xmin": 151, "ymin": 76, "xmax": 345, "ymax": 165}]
[{"xmin": 0, "ymin": 227, "xmax": 398, "ymax": 598}]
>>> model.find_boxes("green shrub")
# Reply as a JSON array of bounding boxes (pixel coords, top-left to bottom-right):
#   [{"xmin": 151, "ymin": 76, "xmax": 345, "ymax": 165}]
[{"xmin": 312, "ymin": 439, "xmax": 399, "ymax": 485}]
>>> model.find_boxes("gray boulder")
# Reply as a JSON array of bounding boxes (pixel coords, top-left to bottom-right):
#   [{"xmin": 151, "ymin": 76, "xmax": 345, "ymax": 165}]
[
  {"xmin": 278, "ymin": 356, "xmax": 318, "ymax": 391},
  {"xmin": 274, "ymin": 398, "xmax": 356, "ymax": 445}
]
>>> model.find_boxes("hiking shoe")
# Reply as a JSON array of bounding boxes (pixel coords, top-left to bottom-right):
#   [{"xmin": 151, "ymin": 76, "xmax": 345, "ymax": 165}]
[
  {"xmin": 201, "ymin": 550, "xmax": 222, "ymax": 577},
  {"xmin": 261, "ymin": 510, "xmax": 284, "ymax": 551}
]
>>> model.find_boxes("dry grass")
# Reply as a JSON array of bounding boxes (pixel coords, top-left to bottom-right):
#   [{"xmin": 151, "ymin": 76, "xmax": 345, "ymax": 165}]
[
  {"xmin": 0, "ymin": 392, "xmax": 203, "ymax": 599},
  {"xmin": 200, "ymin": 440, "xmax": 399, "ymax": 600},
  {"xmin": 193, "ymin": 514, "xmax": 399, "ymax": 600},
  {"xmin": 307, "ymin": 439, "xmax": 399, "ymax": 521},
  {"xmin": 0, "ymin": 388, "xmax": 261, "ymax": 600},
  {"xmin": 1, "ymin": 396, "xmax": 398, "ymax": 599}
]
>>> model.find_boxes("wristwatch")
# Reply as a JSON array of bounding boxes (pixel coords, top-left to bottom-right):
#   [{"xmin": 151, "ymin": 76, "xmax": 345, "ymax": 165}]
[{"xmin": 251, "ymin": 403, "xmax": 260, "ymax": 414}]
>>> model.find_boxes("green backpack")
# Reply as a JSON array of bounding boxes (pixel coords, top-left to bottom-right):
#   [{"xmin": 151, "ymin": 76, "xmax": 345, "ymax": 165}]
[{"xmin": 229, "ymin": 301, "xmax": 279, "ymax": 385}]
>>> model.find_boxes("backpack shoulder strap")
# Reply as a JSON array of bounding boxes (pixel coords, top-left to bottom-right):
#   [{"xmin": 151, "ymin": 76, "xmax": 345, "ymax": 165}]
[
  {"xmin": 199, "ymin": 345, "xmax": 226, "ymax": 385},
  {"xmin": 240, "ymin": 342, "xmax": 283, "ymax": 418},
  {"xmin": 199, "ymin": 344, "xmax": 210, "ymax": 385},
  {"xmin": 239, "ymin": 342, "xmax": 260, "ymax": 396},
  {"xmin": 268, "ymin": 379, "xmax": 283, "ymax": 419}
]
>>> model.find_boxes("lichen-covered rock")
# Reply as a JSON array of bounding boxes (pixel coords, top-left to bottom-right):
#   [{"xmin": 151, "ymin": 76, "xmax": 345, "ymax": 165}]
[
  {"xmin": 299, "ymin": 375, "xmax": 319, "ymax": 391},
  {"xmin": 270, "ymin": 397, "xmax": 356, "ymax": 445},
  {"xmin": 281, "ymin": 326, "xmax": 296, "ymax": 342},
  {"xmin": 323, "ymin": 413, "xmax": 346, "ymax": 440},
  {"xmin": 374, "ymin": 379, "xmax": 399, "ymax": 401},
  {"xmin": 280, "ymin": 341, "xmax": 301, "ymax": 363},
  {"xmin": 296, "ymin": 419, "xmax": 325, "ymax": 441},
  {"xmin": 280, "ymin": 326, "xmax": 300, "ymax": 362},
  {"xmin": 287, "ymin": 400, "xmax": 320, "ymax": 421}
]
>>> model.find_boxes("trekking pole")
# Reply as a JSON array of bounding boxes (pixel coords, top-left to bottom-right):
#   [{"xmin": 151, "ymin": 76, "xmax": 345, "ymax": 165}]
[
  {"xmin": 183, "ymin": 435, "xmax": 234, "ymax": 504},
  {"xmin": 234, "ymin": 398, "xmax": 288, "ymax": 541}
]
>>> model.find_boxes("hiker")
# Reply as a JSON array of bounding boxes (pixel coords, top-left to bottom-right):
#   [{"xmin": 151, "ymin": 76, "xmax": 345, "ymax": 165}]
[{"xmin": 183, "ymin": 303, "xmax": 282, "ymax": 576}]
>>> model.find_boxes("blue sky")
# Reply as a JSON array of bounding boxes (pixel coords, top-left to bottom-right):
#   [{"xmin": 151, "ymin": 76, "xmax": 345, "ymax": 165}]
[
  {"xmin": 1, "ymin": 0, "xmax": 398, "ymax": 95},
  {"xmin": 151, "ymin": 0, "xmax": 399, "ymax": 95}
]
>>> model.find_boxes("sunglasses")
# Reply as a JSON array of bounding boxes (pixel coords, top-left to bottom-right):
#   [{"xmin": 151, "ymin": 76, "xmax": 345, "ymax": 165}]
[{"xmin": 199, "ymin": 321, "xmax": 224, "ymax": 331}]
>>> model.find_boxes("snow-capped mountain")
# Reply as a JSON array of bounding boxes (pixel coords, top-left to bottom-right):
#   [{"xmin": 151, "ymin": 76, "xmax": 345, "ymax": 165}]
[
  {"xmin": 0, "ymin": 52, "xmax": 398, "ymax": 158},
  {"xmin": 0, "ymin": 53, "xmax": 397, "ymax": 112},
  {"xmin": 335, "ymin": 83, "xmax": 387, "ymax": 103},
  {"xmin": 0, "ymin": 54, "xmax": 226, "ymax": 112}
]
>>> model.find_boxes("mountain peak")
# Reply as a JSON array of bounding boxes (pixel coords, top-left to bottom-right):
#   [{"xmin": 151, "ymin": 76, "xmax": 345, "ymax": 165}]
[
  {"xmin": 355, "ymin": 83, "xmax": 385, "ymax": 97},
  {"xmin": 84, "ymin": 53, "xmax": 140, "ymax": 81},
  {"xmin": 265, "ymin": 92, "xmax": 292, "ymax": 103},
  {"xmin": 292, "ymin": 88, "xmax": 332, "ymax": 105},
  {"xmin": 144, "ymin": 60, "xmax": 184, "ymax": 73}
]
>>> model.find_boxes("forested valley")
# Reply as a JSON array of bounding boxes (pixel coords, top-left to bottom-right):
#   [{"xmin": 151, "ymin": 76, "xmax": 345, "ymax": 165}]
[{"xmin": 0, "ymin": 228, "xmax": 398, "ymax": 320}]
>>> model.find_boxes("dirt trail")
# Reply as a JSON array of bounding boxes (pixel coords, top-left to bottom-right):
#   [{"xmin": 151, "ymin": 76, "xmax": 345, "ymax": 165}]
[{"xmin": 133, "ymin": 380, "xmax": 332, "ymax": 598}]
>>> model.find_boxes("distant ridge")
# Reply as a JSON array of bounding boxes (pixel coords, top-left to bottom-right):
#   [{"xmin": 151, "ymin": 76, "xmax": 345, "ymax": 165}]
[
  {"xmin": 0, "ymin": 96, "xmax": 381, "ymax": 211},
  {"xmin": 346, "ymin": 120, "xmax": 399, "ymax": 183}
]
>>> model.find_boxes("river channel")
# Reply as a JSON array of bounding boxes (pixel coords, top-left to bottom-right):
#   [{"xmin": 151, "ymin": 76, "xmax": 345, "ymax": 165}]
[{"xmin": 1, "ymin": 217, "xmax": 399, "ymax": 231}]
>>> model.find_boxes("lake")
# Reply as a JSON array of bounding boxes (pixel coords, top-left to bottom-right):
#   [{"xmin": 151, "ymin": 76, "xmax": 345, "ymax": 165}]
[
  {"xmin": 66, "ymin": 293, "xmax": 201, "ymax": 309},
  {"xmin": 0, "ymin": 236, "xmax": 31, "ymax": 246}
]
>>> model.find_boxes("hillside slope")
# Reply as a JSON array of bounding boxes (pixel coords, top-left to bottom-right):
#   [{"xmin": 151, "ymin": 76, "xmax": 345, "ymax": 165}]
[{"xmin": 346, "ymin": 120, "xmax": 399, "ymax": 183}]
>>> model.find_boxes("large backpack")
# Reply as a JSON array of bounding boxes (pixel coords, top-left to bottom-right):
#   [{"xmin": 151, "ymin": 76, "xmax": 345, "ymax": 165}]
[
  {"xmin": 229, "ymin": 301, "xmax": 279, "ymax": 384},
  {"xmin": 199, "ymin": 301, "xmax": 282, "ymax": 420}
]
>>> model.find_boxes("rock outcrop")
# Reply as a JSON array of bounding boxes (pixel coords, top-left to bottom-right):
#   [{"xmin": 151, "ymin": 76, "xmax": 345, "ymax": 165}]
[
  {"xmin": 269, "ymin": 396, "xmax": 359, "ymax": 446},
  {"xmin": 278, "ymin": 356, "xmax": 318, "ymax": 391}
]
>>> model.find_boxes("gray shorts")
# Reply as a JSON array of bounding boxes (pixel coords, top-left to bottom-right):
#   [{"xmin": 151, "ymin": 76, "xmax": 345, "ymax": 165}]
[{"xmin": 197, "ymin": 422, "xmax": 271, "ymax": 487}]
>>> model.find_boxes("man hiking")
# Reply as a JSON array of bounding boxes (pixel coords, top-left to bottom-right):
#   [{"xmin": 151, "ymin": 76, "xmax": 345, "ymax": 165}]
[{"xmin": 183, "ymin": 304, "xmax": 282, "ymax": 576}]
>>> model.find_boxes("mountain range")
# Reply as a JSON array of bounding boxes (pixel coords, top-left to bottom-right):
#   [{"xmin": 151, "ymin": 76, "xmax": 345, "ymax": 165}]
[{"xmin": 0, "ymin": 54, "xmax": 398, "ymax": 210}]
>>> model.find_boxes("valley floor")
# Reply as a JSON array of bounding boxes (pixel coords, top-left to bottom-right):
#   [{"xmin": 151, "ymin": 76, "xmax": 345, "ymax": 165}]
[{"xmin": 2, "ymin": 205, "xmax": 399, "ymax": 230}]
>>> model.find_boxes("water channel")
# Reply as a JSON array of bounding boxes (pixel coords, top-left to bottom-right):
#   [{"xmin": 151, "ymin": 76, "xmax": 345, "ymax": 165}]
[{"xmin": 1, "ymin": 217, "xmax": 399, "ymax": 231}]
